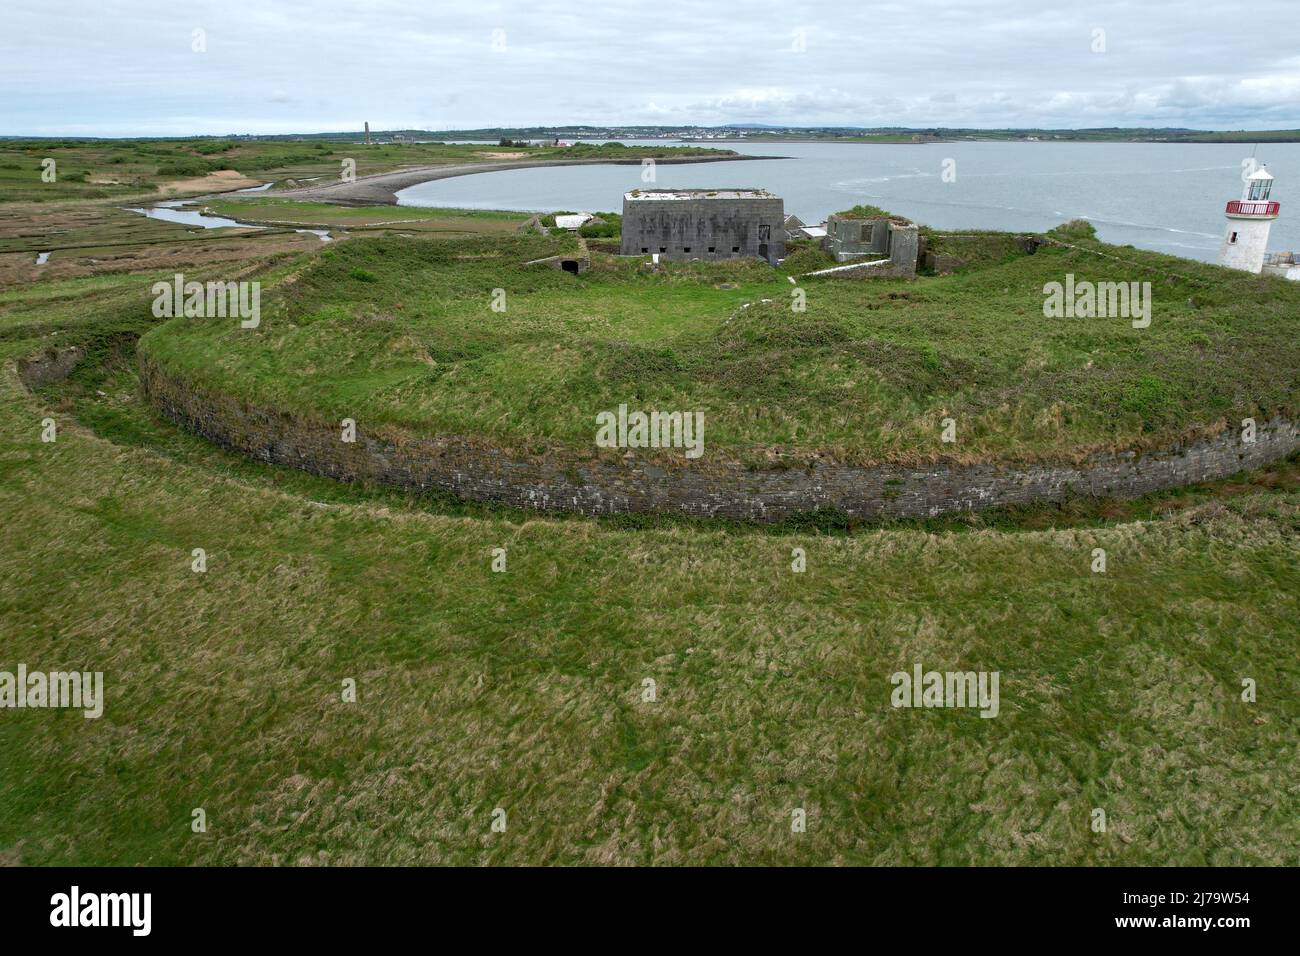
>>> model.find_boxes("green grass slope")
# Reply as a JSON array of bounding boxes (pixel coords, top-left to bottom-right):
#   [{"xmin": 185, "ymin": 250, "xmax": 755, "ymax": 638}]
[
  {"xmin": 141, "ymin": 230, "xmax": 1300, "ymax": 465},
  {"xmin": 1, "ymin": 232, "xmax": 1296, "ymax": 866}
]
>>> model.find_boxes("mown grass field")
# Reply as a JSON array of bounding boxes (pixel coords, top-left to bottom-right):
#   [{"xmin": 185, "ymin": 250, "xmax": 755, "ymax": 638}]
[
  {"xmin": 1, "ymin": 208, "xmax": 1297, "ymax": 866},
  {"xmin": 141, "ymin": 225, "xmax": 1300, "ymax": 466}
]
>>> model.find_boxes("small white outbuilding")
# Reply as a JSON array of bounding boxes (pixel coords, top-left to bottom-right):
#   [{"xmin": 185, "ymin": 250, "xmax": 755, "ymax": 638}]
[{"xmin": 554, "ymin": 213, "xmax": 594, "ymax": 230}]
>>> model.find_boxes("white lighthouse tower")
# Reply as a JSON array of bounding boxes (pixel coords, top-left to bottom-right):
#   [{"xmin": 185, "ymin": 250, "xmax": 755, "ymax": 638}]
[{"xmin": 1217, "ymin": 165, "xmax": 1277, "ymax": 273}]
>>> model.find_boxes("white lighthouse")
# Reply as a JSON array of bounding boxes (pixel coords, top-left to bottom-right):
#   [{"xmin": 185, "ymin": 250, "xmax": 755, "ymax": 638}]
[{"xmin": 1217, "ymin": 165, "xmax": 1278, "ymax": 273}]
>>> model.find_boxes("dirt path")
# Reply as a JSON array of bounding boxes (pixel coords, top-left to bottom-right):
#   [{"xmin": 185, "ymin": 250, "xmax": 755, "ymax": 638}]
[{"xmin": 273, "ymin": 154, "xmax": 787, "ymax": 206}]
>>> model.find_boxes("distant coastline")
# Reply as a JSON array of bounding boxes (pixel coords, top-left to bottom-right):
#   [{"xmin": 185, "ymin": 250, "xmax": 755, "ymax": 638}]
[{"xmin": 318, "ymin": 126, "xmax": 1300, "ymax": 146}]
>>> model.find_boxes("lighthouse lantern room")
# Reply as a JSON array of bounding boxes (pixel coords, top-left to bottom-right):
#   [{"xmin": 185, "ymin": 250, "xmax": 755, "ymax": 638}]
[{"xmin": 1218, "ymin": 164, "xmax": 1279, "ymax": 273}]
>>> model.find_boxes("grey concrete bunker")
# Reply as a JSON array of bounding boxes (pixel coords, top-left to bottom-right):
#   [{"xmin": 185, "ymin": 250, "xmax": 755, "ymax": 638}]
[{"xmin": 619, "ymin": 188, "xmax": 785, "ymax": 265}]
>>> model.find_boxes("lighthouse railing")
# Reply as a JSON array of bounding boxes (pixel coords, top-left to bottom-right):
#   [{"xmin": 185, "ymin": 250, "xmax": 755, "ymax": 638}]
[{"xmin": 1225, "ymin": 200, "xmax": 1280, "ymax": 217}]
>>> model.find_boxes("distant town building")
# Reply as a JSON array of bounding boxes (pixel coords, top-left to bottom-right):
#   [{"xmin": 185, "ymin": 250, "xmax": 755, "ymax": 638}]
[
  {"xmin": 620, "ymin": 188, "xmax": 785, "ymax": 264},
  {"xmin": 1218, "ymin": 165, "xmax": 1278, "ymax": 274}
]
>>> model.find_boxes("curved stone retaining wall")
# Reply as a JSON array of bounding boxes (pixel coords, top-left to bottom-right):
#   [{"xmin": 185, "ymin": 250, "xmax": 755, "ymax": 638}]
[{"xmin": 138, "ymin": 351, "xmax": 1299, "ymax": 522}]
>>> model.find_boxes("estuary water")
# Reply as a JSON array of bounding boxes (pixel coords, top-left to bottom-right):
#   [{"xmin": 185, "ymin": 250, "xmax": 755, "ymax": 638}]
[
  {"xmin": 123, "ymin": 200, "xmax": 332, "ymax": 240},
  {"xmin": 396, "ymin": 140, "xmax": 1299, "ymax": 263},
  {"xmin": 125, "ymin": 201, "xmax": 251, "ymax": 229}
]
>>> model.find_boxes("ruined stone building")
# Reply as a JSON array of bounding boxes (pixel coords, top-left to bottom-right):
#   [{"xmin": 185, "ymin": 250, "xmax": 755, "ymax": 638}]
[
  {"xmin": 619, "ymin": 189, "xmax": 785, "ymax": 264},
  {"xmin": 820, "ymin": 211, "xmax": 921, "ymax": 277}
]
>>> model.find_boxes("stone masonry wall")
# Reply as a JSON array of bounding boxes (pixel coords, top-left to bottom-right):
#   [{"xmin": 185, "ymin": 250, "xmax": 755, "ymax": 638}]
[
  {"xmin": 138, "ymin": 350, "xmax": 1300, "ymax": 523},
  {"xmin": 620, "ymin": 196, "xmax": 785, "ymax": 264}
]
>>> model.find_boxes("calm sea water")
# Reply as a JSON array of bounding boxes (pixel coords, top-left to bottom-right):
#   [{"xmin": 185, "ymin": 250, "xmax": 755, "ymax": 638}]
[{"xmin": 397, "ymin": 140, "xmax": 1299, "ymax": 263}]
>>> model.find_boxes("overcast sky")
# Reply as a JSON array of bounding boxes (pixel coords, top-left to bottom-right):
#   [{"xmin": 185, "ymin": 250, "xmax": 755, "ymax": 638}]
[{"xmin": 3, "ymin": 0, "xmax": 1297, "ymax": 136}]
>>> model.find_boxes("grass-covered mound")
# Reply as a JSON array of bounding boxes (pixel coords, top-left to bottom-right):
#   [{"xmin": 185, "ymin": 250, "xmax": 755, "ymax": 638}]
[{"xmin": 139, "ymin": 230, "xmax": 1300, "ymax": 466}]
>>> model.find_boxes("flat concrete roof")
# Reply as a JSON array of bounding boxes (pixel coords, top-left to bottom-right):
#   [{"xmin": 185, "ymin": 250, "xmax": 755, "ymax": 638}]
[
  {"xmin": 554, "ymin": 213, "xmax": 593, "ymax": 229},
  {"xmin": 624, "ymin": 188, "xmax": 777, "ymax": 201}
]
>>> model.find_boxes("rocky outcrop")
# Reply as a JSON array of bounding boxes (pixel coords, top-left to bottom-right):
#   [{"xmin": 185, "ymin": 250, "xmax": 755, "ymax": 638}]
[{"xmin": 16, "ymin": 346, "xmax": 84, "ymax": 389}]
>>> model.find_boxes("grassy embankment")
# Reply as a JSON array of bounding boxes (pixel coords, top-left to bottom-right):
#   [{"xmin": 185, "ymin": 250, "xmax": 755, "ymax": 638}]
[
  {"xmin": 0, "ymin": 211, "xmax": 1297, "ymax": 866},
  {"xmin": 140, "ymin": 223, "xmax": 1300, "ymax": 467}
]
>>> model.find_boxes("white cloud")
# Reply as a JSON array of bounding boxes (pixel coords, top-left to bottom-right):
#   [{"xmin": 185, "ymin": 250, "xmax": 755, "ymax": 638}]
[{"xmin": 0, "ymin": 0, "xmax": 1296, "ymax": 134}]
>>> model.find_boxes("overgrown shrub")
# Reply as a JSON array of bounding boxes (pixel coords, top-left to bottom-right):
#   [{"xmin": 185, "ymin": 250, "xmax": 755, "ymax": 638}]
[
  {"xmin": 157, "ymin": 159, "xmax": 220, "ymax": 176},
  {"xmin": 1049, "ymin": 219, "xmax": 1098, "ymax": 241}
]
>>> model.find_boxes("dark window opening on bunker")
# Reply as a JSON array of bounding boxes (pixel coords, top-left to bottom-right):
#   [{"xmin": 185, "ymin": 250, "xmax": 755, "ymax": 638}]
[{"xmin": 561, "ymin": 260, "xmax": 579, "ymax": 274}]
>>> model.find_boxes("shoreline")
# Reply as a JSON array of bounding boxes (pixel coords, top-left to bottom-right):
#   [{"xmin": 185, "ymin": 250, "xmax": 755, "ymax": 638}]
[{"xmin": 270, "ymin": 154, "xmax": 788, "ymax": 206}]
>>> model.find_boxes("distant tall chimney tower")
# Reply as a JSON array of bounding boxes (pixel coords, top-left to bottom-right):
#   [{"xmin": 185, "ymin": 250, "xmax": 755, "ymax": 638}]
[
  {"xmin": 364, "ymin": 121, "xmax": 371, "ymax": 146},
  {"xmin": 1218, "ymin": 164, "xmax": 1278, "ymax": 273}
]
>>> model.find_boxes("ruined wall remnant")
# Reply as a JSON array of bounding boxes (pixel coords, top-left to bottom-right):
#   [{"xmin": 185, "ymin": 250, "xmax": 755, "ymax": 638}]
[
  {"xmin": 822, "ymin": 214, "xmax": 919, "ymax": 276},
  {"xmin": 139, "ymin": 349, "xmax": 1300, "ymax": 524},
  {"xmin": 924, "ymin": 251, "xmax": 963, "ymax": 274},
  {"xmin": 16, "ymin": 346, "xmax": 85, "ymax": 389}
]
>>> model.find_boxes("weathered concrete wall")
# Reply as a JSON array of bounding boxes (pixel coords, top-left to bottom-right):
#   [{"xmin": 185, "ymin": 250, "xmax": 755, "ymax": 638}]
[
  {"xmin": 823, "ymin": 216, "xmax": 918, "ymax": 275},
  {"xmin": 620, "ymin": 194, "xmax": 785, "ymax": 264},
  {"xmin": 924, "ymin": 251, "xmax": 963, "ymax": 274},
  {"xmin": 139, "ymin": 351, "xmax": 1300, "ymax": 523},
  {"xmin": 805, "ymin": 228, "xmax": 919, "ymax": 279},
  {"xmin": 1218, "ymin": 217, "xmax": 1272, "ymax": 273},
  {"xmin": 887, "ymin": 224, "xmax": 919, "ymax": 274},
  {"xmin": 824, "ymin": 216, "xmax": 889, "ymax": 258}
]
